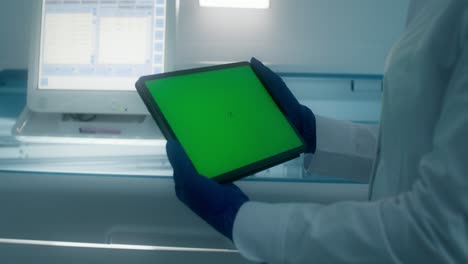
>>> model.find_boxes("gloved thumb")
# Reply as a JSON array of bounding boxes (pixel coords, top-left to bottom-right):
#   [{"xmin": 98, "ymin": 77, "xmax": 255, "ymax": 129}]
[{"xmin": 166, "ymin": 139, "xmax": 197, "ymax": 175}]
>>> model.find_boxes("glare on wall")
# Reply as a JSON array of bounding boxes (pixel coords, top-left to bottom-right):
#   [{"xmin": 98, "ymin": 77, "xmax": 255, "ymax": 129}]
[{"xmin": 199, "ymin": 0, "xmax": 270, "ymax": 9}]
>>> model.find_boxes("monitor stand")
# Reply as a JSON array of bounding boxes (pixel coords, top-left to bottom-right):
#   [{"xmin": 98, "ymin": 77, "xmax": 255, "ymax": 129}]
[{"xmin": 12, "ymin": 107, "xmax": 165, "ymax": 146}]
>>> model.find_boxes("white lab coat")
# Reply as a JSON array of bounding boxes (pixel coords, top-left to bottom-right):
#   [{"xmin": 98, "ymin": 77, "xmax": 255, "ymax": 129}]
[{"xmin": 233, "ymin": 0, "xmax": 468, "ymax": 263}]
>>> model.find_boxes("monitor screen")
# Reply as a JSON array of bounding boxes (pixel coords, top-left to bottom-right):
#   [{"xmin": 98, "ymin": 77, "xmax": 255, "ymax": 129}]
[{"xmin": 38, "ymin": 0, "xmax": 167, "ymax": 91}]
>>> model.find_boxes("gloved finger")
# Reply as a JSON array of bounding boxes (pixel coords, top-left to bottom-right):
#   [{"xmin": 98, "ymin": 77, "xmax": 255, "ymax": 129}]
[
  {"xmin": 166, "ymin": 139, "xmax": 197, "ymax": 175},
  {"xmin": 166, "ymin": 140, "xmax": 196, "ymax": 199},
  {"xmin": 250, "ymin": 57, "xmax": 301, "ymax": 115}
]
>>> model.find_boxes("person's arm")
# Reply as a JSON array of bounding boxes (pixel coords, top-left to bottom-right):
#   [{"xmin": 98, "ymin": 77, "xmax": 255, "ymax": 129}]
[
  {"xmin": 306, "ymin": 116, "xmax": 379, "ymax": 183},
  {"xmin": 233, "ymin": 28, "xmax": 468, "ymax": 264}
]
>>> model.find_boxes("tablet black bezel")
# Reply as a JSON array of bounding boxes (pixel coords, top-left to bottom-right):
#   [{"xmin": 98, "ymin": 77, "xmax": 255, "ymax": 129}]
[{"xmin": 135, "ymin": 61, "xmax": 306, "ymax": 183}]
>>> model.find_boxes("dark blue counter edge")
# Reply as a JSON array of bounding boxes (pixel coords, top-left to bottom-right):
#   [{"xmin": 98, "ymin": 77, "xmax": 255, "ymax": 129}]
[
  {"xmin": 278, "ymin": 72, "xmax": 383, "ymax": 80},
  {"xmin": 0, "ymin": 69, "xmax": 383, "ymax": 83}
]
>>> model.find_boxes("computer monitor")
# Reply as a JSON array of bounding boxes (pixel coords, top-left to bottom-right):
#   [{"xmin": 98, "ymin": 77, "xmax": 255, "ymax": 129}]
[{"xmin": 27, "ymin": 0, "xmax": 174, "ymax": 115}]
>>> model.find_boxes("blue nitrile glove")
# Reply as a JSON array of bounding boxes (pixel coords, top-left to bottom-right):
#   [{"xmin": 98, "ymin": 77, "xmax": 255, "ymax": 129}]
[
  {"xmin": 250, "ymin": 57, "xmax": 317, "ymax": 153},
  {"xmin": 166, "ymin": 140, "xmax": 249, "ymax": 241}
]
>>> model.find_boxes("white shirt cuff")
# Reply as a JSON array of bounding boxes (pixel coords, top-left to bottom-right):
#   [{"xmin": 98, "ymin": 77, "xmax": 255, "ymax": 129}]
[{"xmin": 305, "ymin": 115, "xmax": 378, "ymax": 182}]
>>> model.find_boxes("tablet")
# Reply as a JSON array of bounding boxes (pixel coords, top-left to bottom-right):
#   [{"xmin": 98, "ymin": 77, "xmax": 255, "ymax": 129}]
[{"xmin": 136, "ymin": 62, "xmax": 305, "ymax": 183}]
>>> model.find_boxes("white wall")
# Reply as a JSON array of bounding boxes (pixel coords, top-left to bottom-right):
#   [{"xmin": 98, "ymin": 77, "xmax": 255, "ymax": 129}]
[
  {"xmin": 176, "ymin": 0, "xmax": 409, "ymax": 74},
  {"xmin": 0, "ymin": 0, "xmax": 34, "ymax": 70},
  {"xmin": 0, "ymin": 0, "xmax": 409, "ymax": 73}
]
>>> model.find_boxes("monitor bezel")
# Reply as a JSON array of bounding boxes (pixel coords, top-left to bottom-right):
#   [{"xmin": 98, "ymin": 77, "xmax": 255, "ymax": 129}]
[{"xmin": 27, "ymin": 0, "xmax": 175, "ymax": 115}]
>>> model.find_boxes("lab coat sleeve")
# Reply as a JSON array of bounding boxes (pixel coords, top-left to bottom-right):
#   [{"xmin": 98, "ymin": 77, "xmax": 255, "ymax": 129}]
[
  {"xmin": 233, "ymin": 31, "xmax": 468, "ymax": 264},
  {"xmin": 305, "ymin": 115, "xmax": 378, "ymax": 183}
]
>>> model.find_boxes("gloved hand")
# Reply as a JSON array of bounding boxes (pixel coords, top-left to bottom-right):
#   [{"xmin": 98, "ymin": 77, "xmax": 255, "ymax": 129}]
[
  {"xmin": 250, "ymin": 57, "xmax": 317, "ymax": 153},
  {"xmin": 166, "ymin": 140, "xmax": 249, "ymax": 241}
]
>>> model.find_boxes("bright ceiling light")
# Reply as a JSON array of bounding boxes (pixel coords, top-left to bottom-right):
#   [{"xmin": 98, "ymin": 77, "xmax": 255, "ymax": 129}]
[{"xmin": 200, "ymin": 0, "xmax": 270, "ymax": 9}]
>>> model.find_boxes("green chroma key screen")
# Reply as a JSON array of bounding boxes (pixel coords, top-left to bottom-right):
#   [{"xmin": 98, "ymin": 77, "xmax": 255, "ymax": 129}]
[{"xmin": 142, "ymin": 62, "xmax": 304, "ymax": 182}]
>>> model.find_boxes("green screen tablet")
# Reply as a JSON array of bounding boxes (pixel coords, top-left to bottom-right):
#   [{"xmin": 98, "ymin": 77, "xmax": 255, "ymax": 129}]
[{"xmin": 136, "ymin": 62, "xmax": 305, "ymax": 183}]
